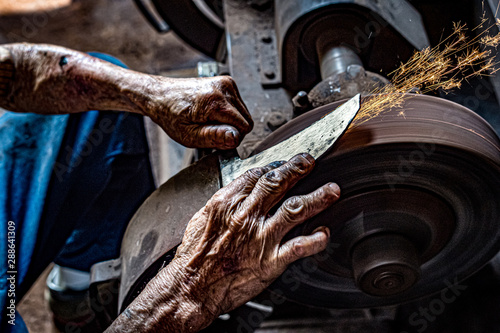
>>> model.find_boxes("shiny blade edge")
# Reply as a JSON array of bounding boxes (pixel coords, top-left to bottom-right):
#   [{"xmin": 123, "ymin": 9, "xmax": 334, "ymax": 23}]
[{"xmin": 220, "ymin": 93, "xmax": 361, "ymax": 186}]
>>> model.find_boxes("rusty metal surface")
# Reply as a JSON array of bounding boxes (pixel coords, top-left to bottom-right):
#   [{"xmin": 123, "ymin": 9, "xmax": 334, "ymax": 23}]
[
  {"xmin": 254, "ymin": 94, "xmax": 500, "ymax": 308},
  {"xmin": 117, "ymin": 154, "xmax": 222, "ymax": 310},
  {"xmin": 223, "ymin": 0, "xmax": 294, "ymax": 157}
]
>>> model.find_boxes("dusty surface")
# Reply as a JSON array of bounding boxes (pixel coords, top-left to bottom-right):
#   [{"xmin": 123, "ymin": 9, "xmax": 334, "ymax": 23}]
[
  {"xmin": 0, "ymin": 0, "xmax": 208, "ymax": 74},
  {"xmin": 0, "ymin": 0, "xmax": 207, "ymax": 332},
  {"xmin": 17, "ymin": 266, "xmax": 54, "ymax": 333}
]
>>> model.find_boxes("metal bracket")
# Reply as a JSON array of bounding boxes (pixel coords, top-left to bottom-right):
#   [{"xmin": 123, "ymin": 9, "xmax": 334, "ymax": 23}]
[
  {"xmin": 257, "ymin": 29, "xmax": 281, "ymax": 86},
  {"xmin": 89, "ymin": 258, "xmax": 122, "ymax": 329},
  {"xmin": 90, "ymin": 258, "xmax": 122, "ymax": 285}
]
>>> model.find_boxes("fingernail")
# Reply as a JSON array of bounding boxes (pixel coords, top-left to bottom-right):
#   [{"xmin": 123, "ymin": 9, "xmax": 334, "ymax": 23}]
[
  {"xmin": 224, "ymin": 130, "xmax": 237, "ymax": 147},
  {"xmin": 252, "ymin": 168, "xmax": 264, "ymax": 177},
  {"xmin": 328, "ymin": 183, "xmax": 340, "ymax": 194},
  {"xmin": 312, "ymin": 226, "xmax": 330, "ymax": 238}
]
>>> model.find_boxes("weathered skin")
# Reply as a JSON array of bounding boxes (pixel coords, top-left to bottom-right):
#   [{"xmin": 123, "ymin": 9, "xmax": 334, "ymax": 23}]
[
  {"xmin": 106, "ymin": 154, "xmax": 339, "ymax": 332},
  {"xmin": 0, "ymin": 43, "xmax": 253, "ymax": 149},
  {"xmin": 0, "ymin": 43, "xmax": 340, "ymax": 332}
]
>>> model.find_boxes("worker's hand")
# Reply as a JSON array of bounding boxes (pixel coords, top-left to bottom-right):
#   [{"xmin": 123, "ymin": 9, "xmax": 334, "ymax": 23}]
[
  {"xmin": 146, "ymin": 76, "xmax": 253, "ymax": 149},
  {"xmin": 162, "ymin": 153, "xmax": 338, "ymax": 326},
  {"xmin": 108, "ymin": 153, "xmax": 340, "ymax": 333}
]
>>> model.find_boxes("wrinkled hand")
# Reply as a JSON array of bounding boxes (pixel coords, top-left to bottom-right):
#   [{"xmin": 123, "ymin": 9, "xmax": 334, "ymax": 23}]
[
  {"xmin": 146, "ymin": 76, "xmax": 253, "ymax": 149},
  {"xmin": 114, "ymin": 153, "xmax": 341, "ymax": 332},
  {"xmin": 166, "ymin": 153, "xmax": 340, "ymax": 320}
]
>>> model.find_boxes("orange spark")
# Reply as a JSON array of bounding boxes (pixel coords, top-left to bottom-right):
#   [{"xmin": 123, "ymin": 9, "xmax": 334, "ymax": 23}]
[{"xmin": 351, "ymin": 14, "xmax": 500, "ymax": 126}]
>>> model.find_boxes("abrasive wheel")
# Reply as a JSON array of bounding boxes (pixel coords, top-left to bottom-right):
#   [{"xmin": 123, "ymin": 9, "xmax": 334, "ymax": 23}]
[{"xmin": 253, "ymin": 94, "xmax": 500, "ymax": 308}]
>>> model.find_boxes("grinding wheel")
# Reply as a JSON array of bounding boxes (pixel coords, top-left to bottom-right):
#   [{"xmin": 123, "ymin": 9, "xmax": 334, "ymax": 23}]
[
  {"xmin": 254, "ymin": 94, "xmax": 500, "ymax": 308},
  {"xmin": 106, "ymin": 94, "xmax": 500, "ymax": 318}
]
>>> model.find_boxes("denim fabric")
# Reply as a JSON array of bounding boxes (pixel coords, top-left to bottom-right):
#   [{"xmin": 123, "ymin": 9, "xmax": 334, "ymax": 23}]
[{"xmin": 0, "ymin": 53, "xmax": 155, "ymax": 332}]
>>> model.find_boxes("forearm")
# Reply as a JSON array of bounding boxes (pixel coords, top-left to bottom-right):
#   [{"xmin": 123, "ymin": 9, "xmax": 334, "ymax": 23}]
[
  {"xmin": 0, "ymin": 43, "xmax": 161, "ymax": 115},
  {"xmin": 0, "ymin": 43, "xmax": 253, "ymax": 149},
  {"xmin": 105, "ymin": 263, "xmax": 216, "ymax": 333}
]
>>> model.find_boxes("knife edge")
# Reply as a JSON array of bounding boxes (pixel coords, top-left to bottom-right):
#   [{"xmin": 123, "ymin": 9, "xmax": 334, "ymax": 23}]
[{"xmin": 220, "ymin": 93, "xmax": 361, "ymax": 186}]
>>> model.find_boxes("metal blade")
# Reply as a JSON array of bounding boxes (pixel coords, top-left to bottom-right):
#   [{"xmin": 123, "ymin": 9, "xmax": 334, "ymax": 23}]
[{"xmin": 220, "ymin": 93, "xmax": 361, "ymax": 186}]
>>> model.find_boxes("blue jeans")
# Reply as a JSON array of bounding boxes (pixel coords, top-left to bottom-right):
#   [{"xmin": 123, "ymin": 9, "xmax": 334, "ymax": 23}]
[{"xmin": 0, "ymin": 53, "xmax": 155, "ymax": 332}]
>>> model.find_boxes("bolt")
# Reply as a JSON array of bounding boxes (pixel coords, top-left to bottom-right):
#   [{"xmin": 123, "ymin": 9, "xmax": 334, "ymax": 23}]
[
  {"xmin": 292, "ymin": 91, "xmax": 311, "ymax": 116},
  {"xmin": 296, "ymin": 91, "xmax": 309, "ymax": 105}
]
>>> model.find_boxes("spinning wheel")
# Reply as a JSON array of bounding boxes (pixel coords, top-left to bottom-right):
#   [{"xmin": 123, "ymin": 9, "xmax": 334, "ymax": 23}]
[{"xmin": 253, "ymin": 94, "xmax": 500, "ymax": 307}]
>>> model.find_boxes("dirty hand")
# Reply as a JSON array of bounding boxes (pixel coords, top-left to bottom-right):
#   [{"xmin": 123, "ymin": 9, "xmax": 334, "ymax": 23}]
[
  {"xmin": 0, "ymin": 44, "xmax": 251, "ymax": 150},
  {"xmin": 141, "ymin": 153, "xmax": 340, "ymax": 332},
  {"xmin": 145, "ymin": 76, "xmax": 253, "ymax": 149}
]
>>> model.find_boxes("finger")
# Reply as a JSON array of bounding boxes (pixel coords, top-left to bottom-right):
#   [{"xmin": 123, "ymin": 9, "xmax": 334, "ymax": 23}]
[
  {"xmin": 215, "ymin": 76, "xmax": 253, "ymax": 130},
  {"xmin": 268, "ymin": 183, "xmax": 340, "ymax": 239},
  {"xmin": 276, "ymin": 227, "xmax": 330, "ymax": 269},
  {"xmin": 206, "ymin": 160, "xmax": 287, "ymax": 222},
  {"xmin": 188, "ymin": 124, "xmax": 242, "ymax": 149},
  {"xmin": 225, "ymin": 160, "xmax": 287, "ymax": 195},
  {"xmin": 208, "ymin": 104, "xmax": 253, "ymax": 136},
  {"xmin": 229, "ymin": 91, "xmax": 253, "ymax": 132},
  {"xmin": 243, "ymin": 153, "xmax": 315, "ymax": 215}
]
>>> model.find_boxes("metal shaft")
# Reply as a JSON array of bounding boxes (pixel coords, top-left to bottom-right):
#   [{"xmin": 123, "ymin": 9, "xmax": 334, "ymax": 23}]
[
  {"xmin": 317, "ymin": 44, "xmax": 363, "ymax": 79},
  {"xmin": 351, "ymin": 233, "xmax": 421, "ymax": 297}
]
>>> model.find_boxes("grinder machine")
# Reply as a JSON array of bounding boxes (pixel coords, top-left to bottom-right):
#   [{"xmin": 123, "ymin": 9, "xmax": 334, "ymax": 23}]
[{"xmin": 90, "ymin": 1, "xmax": 500, "ymax": 331}]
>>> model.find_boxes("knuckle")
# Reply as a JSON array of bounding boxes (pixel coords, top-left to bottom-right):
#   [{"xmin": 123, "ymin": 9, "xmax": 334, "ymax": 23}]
[
  {"xmin": 198, "ymin": 128, "xmax": 216, "ymax": 146},
  {"xmin": 287, "ymin": 154, "xmax": 315, "ymax": 175},
  {"xmin": 218, "ymin": 76, "xmax": 235, "ymax": 91},
  {"xmin": 292, "ymin": 241, "xmax": 306, "ymax": 258},
  {"xmin": 262, "ymin": 170, "xmax": 286, "ymax": 189},
  {"xmin": 208, "ymin": 191, "xmax": 226, "ymax": 206},
  {"xmin": 221, "ymin": 75, "xmax": 235, "ymax": 86},
  {"xmin": 289, "ymin": 156, "xmax": 313, "ymax": 174},
  {"xmin": 243, "ymin": 166, "xmax": 267, "ymax": 180},
  {"xmin": 231, "ymin": 210, "xmax": 248, "ymax": 226},
  {"xmin": 202, "ymin": 84, "xmax": 225, "ymax": 101},
  {"xmin": 215, "ymin": 126, "xmax": 228, "ymax": 138},
  {"xmin": 210, "ymin": 92, "xmax": 226, "ymax": 105},
  {"xmin": 283, "ymin": 197, "xmax": 305, "ymax": 221},
  {"xmin": 315, "ymin": 185, "xmax": 339, "ymax": 206}
]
